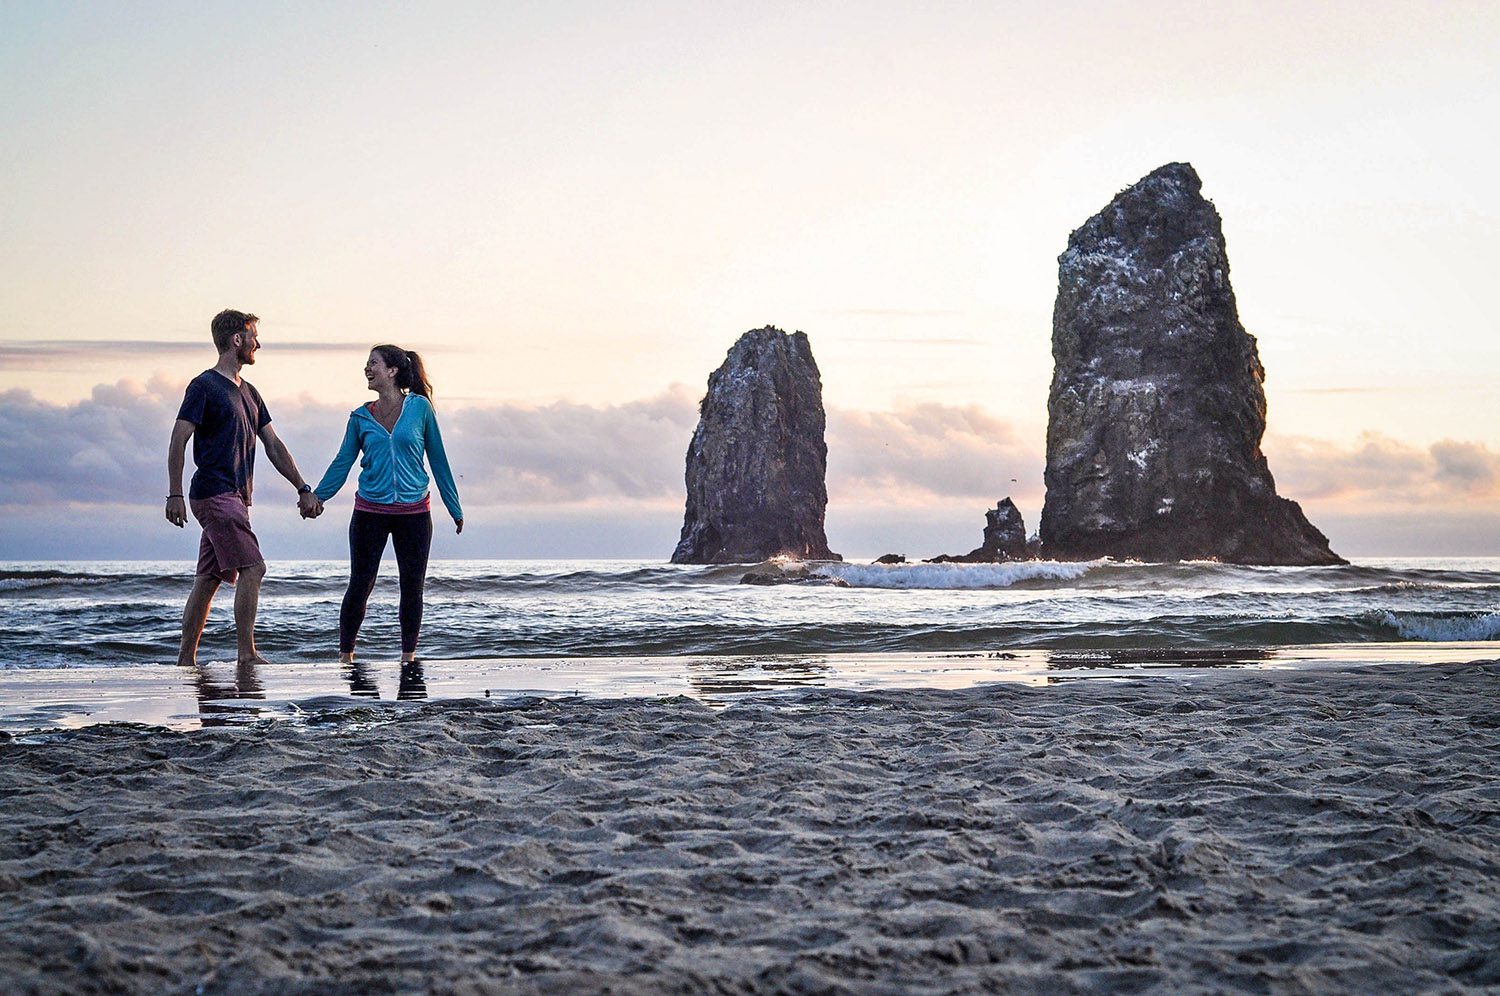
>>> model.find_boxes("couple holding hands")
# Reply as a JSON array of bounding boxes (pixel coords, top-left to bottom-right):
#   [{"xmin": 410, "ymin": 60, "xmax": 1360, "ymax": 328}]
[{"xmin": 166, "ymin": 309, "xmax": 463, "ymax": 669}]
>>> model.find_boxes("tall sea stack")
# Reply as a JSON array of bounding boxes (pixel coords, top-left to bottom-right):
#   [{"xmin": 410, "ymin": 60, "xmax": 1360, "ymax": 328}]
[
  {"xmin": 671, "ymin": 327, "xmax": 840, "ymax": 564},
  {"xmin": 1040, "ymin": 163, "xmax": 1343, "ymax": 565}
]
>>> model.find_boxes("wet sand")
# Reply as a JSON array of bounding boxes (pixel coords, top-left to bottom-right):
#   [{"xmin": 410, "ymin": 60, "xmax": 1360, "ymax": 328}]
[
  {"xmin": 4, "ymin": 642, "xmax": 1498, "ymax": 734},
  {"xmin": 3, "ymin": 661, "xmax": 1499, "ymax": 992}
]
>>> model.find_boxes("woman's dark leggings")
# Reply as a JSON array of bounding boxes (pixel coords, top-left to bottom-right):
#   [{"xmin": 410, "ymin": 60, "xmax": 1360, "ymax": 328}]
[{"xmin": 340, "ymin": 510, "xmax": 433, "ymax": 654}]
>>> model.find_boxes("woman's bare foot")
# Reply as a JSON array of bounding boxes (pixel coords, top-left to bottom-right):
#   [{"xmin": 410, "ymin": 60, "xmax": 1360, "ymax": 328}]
[
  {"xmin": 338, "ymin": 652, "xmax": 355, "ymax": 664},
  {"xmin": 237, "ymin": 654, "xmax": 272, "ymax": 666}
]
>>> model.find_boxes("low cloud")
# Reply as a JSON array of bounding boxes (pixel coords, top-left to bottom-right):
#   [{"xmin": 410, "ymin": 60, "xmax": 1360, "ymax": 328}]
[
  {"xmin": 1266, "ymin": 432, "xmax": 1500, "ymax": 505},
  {"xmin": 828, "ymin": 404, "xmax": 1042, "ymax": 503},
  {"xmin": 332, "ymin": 393, "xmax": 1037, "ymax": 509},
  {"xmin": 2, "ymin": 381, "xmax": 1495, "ymax": 531},
  {"xmin": 0, "ymin": 378, "xmax": 183, "ymax": 504},
  {"xmin": 0, "ymin": 379, "xmax": 364, "ymax": 507},
  {"xmin": 0, "ymin": 379, "xmax": 699, "ymax": 510},
  {"xmin": 0, "ymin": 382, "xmax": 1041, "ymax": 514},
  {"xmin": 1431, "ymin": 440, "xmax": 1499, "ymax": 492},
  {"xmin": 433, "ymin": 389, "xmax": 698, "ymax": 506}
]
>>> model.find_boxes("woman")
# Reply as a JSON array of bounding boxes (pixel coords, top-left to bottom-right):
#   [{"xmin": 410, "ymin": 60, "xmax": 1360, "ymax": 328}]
[{"xmin": 314, "ymin": 345, "xmax": 463, "ymax": 663}]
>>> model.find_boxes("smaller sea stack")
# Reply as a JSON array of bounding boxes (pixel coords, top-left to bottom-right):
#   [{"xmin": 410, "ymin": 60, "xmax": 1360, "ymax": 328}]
[
  {"xmin": 671, "ymin": 327, "xmax": 839, "ymax": 564},
  {"xmin": 926, "ymin": 499, "xmax": 1029, "ymax": 563}
]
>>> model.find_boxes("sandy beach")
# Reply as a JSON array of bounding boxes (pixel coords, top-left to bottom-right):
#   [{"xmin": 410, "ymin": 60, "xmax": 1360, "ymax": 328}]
[{"xmin": 3, "ymin": 660, "xmax": 1498, "ymax": 993}]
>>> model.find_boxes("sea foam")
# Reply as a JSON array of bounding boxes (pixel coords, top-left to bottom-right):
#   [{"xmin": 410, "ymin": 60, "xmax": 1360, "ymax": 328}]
[
  {"xmin": 817, "ymin": 559, "xmax": 1106, "ymax": 590},
  {"xmin": 1379, "ymin": 610, "xmax": 1500, "ymax": 642}
]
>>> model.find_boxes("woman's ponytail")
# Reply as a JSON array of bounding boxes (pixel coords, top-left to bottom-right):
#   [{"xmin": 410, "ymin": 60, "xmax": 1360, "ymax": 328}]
[
  {"xmin": 404, "ymin": 350, "xmax": 433, "ymax": 401},
  {"xmin": 372, "ymin": 344, "xmax": 434, "ymax": 402}
]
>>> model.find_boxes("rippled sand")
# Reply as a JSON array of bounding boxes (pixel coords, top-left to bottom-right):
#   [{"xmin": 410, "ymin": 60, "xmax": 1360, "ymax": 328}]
[{"xmin": 3, "ymin": 662, "xmax": 1499, "ymax": 992}]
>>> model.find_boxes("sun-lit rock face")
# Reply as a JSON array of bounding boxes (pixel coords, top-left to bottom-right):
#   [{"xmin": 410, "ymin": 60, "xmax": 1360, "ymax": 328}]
[
  {"xmin": 1040, "ymin": 163, "xmax": 1343, "ymax": 565},
  {"xmin": 671, "ymin": 326, "xmax": 839, "ymax": 564}
]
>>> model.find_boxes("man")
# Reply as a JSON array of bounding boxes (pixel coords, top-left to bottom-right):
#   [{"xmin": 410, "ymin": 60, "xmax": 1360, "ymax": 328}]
[{"xmin": 166, "ymin": 309, "xmax": 322, "ymax": 666}]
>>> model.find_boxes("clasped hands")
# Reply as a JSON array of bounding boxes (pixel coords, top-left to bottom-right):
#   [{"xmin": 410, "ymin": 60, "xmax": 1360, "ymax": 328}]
[{"xmin": 299, "ymin": 490, "xmax": 324, "ymax": 520}]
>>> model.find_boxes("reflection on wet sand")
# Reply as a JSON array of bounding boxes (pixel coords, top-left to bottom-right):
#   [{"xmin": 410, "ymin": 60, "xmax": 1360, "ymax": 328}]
[
  {"xmin": 9, "ymin": 642, "xmax": 1490, "ymax": 738},
  {"xmin": 342, "ymin": 661, "xmax": 429, "ymax": 701},
  {"xmin": 685, "ymin": 657, "xmax": 834, "ymax": 707},
  {"xmin": 191, "ymin": 660, "xmax": 267, "ymax": 727},
  {"xmin": 345, "ymin": 662, "xmax": 380, "ymax": 698},
  {"xmin": 193, "ymin": 650, "xmax": 1284, "ymax": 719},
  {"xmin": 398, "ymin": 662, "xmax": 428, "ymax": 701},
  {"xmin": 1040, "ymin": 647, "xmax": 1278, "ymax": 685},
  {"xmin": 1044, "ymin": 647, "xmax": 1277, "ymax": 670}
]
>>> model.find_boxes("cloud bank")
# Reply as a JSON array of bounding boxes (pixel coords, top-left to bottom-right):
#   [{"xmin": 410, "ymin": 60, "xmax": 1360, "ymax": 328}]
[
  {"xmin": 0, "ymin": 380, "xmax": 1045, "ymax": 512},
  {"xmin": 1265, "ymin": 432, "xmax": 1500, "ymax": 506},
  {"xmin": 1, "ymin": 379, "xmax": 1497, "ymax": 557},
  {"xmin": 828, "ymin": 404, "xmax": 1041, "ymax": 503}
]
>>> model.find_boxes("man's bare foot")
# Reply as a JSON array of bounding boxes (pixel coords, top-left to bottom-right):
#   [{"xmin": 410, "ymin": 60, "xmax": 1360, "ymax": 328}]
[
  {"xmin": 238, "ymin": 654, "xmax": 272, "ymax": 666},
  {"xmin": 338, "ymin": 652, "xmax": 355, "ymax": 664}
]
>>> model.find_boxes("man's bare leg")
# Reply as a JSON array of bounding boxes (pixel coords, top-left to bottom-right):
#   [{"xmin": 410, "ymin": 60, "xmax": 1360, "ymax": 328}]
[
  {"xmin": 234, "ymin": 561, "xmax": 270, "ymax": 665},
  {"xmin": 178, "ymin": 574, "xmax": 220, "ymax": 666}
]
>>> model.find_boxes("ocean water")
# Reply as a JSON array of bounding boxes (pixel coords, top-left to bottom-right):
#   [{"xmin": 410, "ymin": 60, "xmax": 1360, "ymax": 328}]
[{"xmin": 2, "ymin": 557, "xmax": 1498, "ymax": 672}]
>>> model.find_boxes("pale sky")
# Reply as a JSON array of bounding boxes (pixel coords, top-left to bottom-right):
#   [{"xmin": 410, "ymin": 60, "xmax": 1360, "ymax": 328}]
[{"xmin": 2, "ymin": 1, "xmax": 1498, "ymax": 558}]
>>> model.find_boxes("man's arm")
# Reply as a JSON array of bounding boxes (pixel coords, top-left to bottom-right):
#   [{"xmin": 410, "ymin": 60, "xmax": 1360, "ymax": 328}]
[
  {"xmin": 258, "ymin": 423, "xmax": 322, "ymax": 518},
  {"xmin": 166, "ymin": 419, "xmax": 194, "ymax": 527}
]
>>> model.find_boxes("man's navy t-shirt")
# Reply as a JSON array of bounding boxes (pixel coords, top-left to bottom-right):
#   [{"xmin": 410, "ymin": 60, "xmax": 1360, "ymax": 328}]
[{"xmin": 177, "ymin": 370, "xmax": 272, "ymax": 504}]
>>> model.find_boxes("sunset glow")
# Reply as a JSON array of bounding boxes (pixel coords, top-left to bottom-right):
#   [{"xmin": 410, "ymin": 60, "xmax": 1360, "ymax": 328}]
[{"xmin": 3, "ymin": 1, "xmax": 1497, "ymax": 558}]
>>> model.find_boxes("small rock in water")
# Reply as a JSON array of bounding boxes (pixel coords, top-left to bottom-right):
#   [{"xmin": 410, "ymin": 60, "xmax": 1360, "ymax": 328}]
[
  {"xmin": 873, "ymin": 554, "xmax": 906, "ymax": 565},
  {"xmin": 740, "ymin": 570, "xmax": 850, "ymax": 588},
  {"xmin": 925, "ymin": 498, "xmax": 1029, "ymax": 563}
]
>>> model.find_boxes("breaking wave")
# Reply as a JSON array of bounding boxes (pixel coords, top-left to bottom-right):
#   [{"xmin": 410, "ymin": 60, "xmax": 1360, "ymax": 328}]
[
  {"xmin": 817, "ymin": 559, "xmax": 1108, "ymax": 589},
  {"xmin": 1378, "ymin": 611, "xmax": 1500, "ymax": 643},
  {"xmin": 2, "ymin": 557, "xmax": 1497, "ymax": 669}
]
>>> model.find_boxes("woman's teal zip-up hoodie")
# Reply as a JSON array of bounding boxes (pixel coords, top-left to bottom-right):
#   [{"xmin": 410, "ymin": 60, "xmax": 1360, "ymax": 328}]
[{"xmin": 314, "ymin": 394, "xmax": 463, "ymax": 521}]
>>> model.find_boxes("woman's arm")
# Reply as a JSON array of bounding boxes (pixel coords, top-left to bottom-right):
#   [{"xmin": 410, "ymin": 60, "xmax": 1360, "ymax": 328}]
[
  {"xmin": 313, "ymin": 415, "xmax": 362, "ymax": 503},
  {"xmin": 423, "ymin": 402, "xmax": 464, "ymax": 525}
]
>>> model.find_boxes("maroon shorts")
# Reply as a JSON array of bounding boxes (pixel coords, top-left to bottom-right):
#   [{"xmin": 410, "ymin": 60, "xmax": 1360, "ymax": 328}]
[{"xmin": 190, "ymin": 492, "xmax": 264, "ymax": 584}]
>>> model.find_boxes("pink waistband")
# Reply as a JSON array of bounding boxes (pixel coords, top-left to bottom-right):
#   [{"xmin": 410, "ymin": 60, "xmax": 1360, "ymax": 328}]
[{"xmin": 354, "ymin": 493, "xmax": 431, "ymax": 515}]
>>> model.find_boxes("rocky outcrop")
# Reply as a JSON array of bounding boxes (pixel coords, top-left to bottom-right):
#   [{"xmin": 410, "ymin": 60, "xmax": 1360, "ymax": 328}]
[
  {"xmin": 925, "ymin": 498, "xmax": 1029, "ymax": 563},
  {"xmin": 873, "ymin": 554, "xmax": 906, "ymax": 565},
  {"xmin": 671, "ymin": 327, "xmax": 840, "ymax": 564},
  {"xmin": 740, "ymin": 570, "xmax": 849, "ymax": 587},
  {"xmin": 1040, "ymin": 163, "xmax": 1343, "ymax": 565}
]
